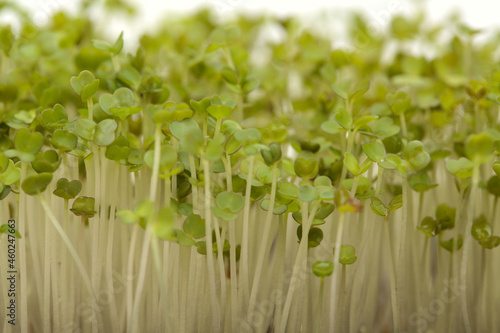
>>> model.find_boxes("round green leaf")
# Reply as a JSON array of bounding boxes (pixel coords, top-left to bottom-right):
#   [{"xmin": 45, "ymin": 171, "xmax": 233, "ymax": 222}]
[
  {"xmin": 487, "ymin": 176, "xmax": 500, "ymax": 197},
  {"xmin": 363, "ymin": 141, "xmax": 386, "ymax": 162},
  {"xmin": 207, "ymin": 104, "xmax": 233, "ymax": 119},
  {"xmin": 70, "ymin": 196, "xmax": 96, "ymax": 218},
  {"xmin": 22, "ymin": 173, "xmax": 53, "ymax": 196},
  {"xmin": 4, "ymin": 129, "xmax": 43, "ymax": 163},
  {"xmin": 343, "ymin": 152, "xmax": 359, "ymax": 176},
  {"xmin": 278, "ymin": 181, "xmax": 299, "ymax": 199},
  {"xmin": 94, "ymin": 119, "xmax": 117, "ymax": 146},
  {"xmin": 70, "ymin": 70, "xmax": 99, "ymax": 101},
  {"xmin": 446, "ymin": 158, "xmax": 473, "ymax": 178},
  {"xmin": 493, "ymin": 162, "xmax": 500, "ymax": 177},
  {"xmin": 234, "ymin": 128, "xmax": 261, "ymax": 145},
  {"xmin": 465, "ymin": 133, "xmax": 494, "ymax": 163},
  {"xmin": 312, "ymin": 261, "xmax": 334, "ymax": 277},
  {"xmin": 216, "ymin": 191, "xmax": 245, "ymax": 213},
  {"xmin": 370, "ymin": 197, "xmax": 387, "ymax": 217},
  {"xmin": 53, "ymin": 178, "xmax": 82, "ymax": 200},
  {"xmin": 403, "ymin": 141, "xmax": 430, "ymax": 171},
  {"xmin": 183, "ymin": 214, "xmax": 206, "ymax": 239},
  {"xmin": 339, "ymin": 245, "xmax": 357, "ymax": 265},
  {"xmin": 334, "ymin": 108, "xmax": 353, "ymax": 130},
  {"xmin": 298, "ymin": 185, "xmax": 318, "ymax": 202},
  {"xmin": 294, "ymin": 158, "xmax": 318, "ymax": 179},
  {"xmin": 52, "ymin": 130, "xmax": 77, "ymax": 151}
]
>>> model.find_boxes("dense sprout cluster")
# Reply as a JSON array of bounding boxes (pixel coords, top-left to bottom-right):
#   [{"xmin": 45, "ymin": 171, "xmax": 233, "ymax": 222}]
[{"xmin": 1, "ymin": 2, "xmax": 500, "ymax": 333}]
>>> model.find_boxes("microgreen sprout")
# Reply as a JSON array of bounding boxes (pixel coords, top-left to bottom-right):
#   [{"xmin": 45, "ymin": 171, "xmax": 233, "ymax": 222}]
[{"xmin": 1, "ymin": 3, "xmax": 500, "ymax": 333}]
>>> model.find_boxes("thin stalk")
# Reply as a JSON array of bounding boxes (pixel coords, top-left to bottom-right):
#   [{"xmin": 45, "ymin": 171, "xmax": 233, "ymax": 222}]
[
  {"xmin": 222, "ymin": 152, "xmax": 233, "ymax": 192},
  {"xmin": 449, "ymin": 179, "xmax": 467, "ymax": 329},
  {"xmin": 39, "ymin": 195, "xmax": 102, "ymax": 331},
  {"xmin": 273, "ymin": 215, "xmax": 287, "ymax": 330},
  {"xmin": 43, "ymin": 197, "xmax": 52, "ymax": 333},
  {"xmin": 43, "ymin": 196, "xmax": 52, "ymax": 333},
  {"xmin": 189, "ymin": 154, "xmax": 199, "ymax": 214},
  {"xmin": 396, "ymin": 172, "xmax": 408, "ymax": 331},
  {"xmin": 445, "ymin": 252, "xmax": 454, "ymax": 333},
  {"xmin": 106, "ymin": 163, "xmax": 120, "ymax": 333},
  {"xmin": 339, "ymin": 130, "xmax": 346, "ymax": 158},
  {"xmin": 126, "ymin": 224, "xmax": 139, "ymax": 331},
  {"xmin": 399, "ymin": 113, "xmax": 408, "ymax": 138},
  {"xmin": 228, "ymin": 217, "xmax": 238, "ymax": 331},
  {"xmin": 313, "ymin": 277, "xmax": 326, "ymax": 333},
  {"xmin": 75, "ymin": 217, "xmax": 85, "ymax": 330},
  {"xmin": 179, "ymin": 246, "xmax": 190, "ymax": 332},
  {"xmin": 480, "ymin": 248, "xmax": 488, "ymax": 332},
  {"xmin": 339, "ymin": 129, "xmax": 358, "ymax": 185},
  {"xmin": 185, "ymin": 247, "xmax": 198, "ymax": 333},
  {"xmin": 247, "ymin": 163, "xmax": 278, "ymax": 319},
  {"xmin": 212, "ymin": 215, "xmax": 227, "ymax": 326},
  {"xmin": 239, "ymin": 155, "xmax": 255, "ymax": 313},
  {"xmin": 385, "ymin": 215, "xmax": 400, "ymax": 333},
  {"xmin": 491, "ymin": 196, "xmax": 498, "ymax": 233},
  {"xmin": 339, "ymin": 265, "xmax": 347, "ymax": 333},
  {"xmin": 171, "ymin": 137, "xmax": 178, "ymax": 201},
  {"xmin": 160, "ymin": 176, "xmax": 173, "ymax": 329},
  {"xmin": 149, "ymin": 124, "xmax": 162, "ymax": 202},
  {"xmin": 91, "ymin": 146, "xmax": 101, "ymax": 319},
  {"xmin": 417, "ymin": 191, "xmax": 424, "ymax": 225},
  {"xmin": 60, "ymin": 198, "xmax": 70, "ymax": 328},
  {"xmin": 375, "ymin": 167, "xmax": 385, "ymax": 196},
  {"xmin": 352, "ymin": 166, "xmax": 385, "ymax": 279},
  {"xmin": 19, "ymin": 163, "xmax": 28, "ymax": 333},
  {"xmin": 131, "ymin": 124, "xmax": 162, "ymax": 332},
  {"xmin": 50, "ymin": 203, "xmax": 61, "ymax": 333},
  {"xmin": 111, "ymin": 55, "xmax": 120, "ymax": 73},
  {"xmin": 459, "ymin": 163, "xmax": 479, "ymax": 333},
  {"xmin": 421, "ymin": 236, "xmax": 430, "ymax": 292},
  {"xmin": 350, "ymin": 175, "xmax": 360, "ymax": 198},
  {"xmin": 202, "ymin": 158, "xmax": 220, "ymax": 331},
  {"xmin": 328, "ymin": 212, "xmax": 346, "ymax": 332},
  {"xmin": 87, "ymin": 98, "xmax": 94, "ymax": 121},
  {"xmin": 202, "ymin": 114, "xmax": 208, "ymax": 138},
  {"xmin": 131, "ymin": 230, "xmax": 152, "ymax": 332},
  {"xmin": 150, "ymin": 234, "xmax": 166, "ymax": 327},
  {"xmin": 159, "ymin": 241, "xmax": 171, "ymax": 331},
  {"xmin": 214, "ymin": 117, "xmax": 222, "ymax": 139},
  {"xmin": 279, "ymin": 201, "xmax": 319, "ymax": 333}
]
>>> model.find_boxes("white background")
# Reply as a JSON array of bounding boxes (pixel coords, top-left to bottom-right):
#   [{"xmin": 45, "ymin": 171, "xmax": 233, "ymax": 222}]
[{"xmin": 3, "ymin": 0, "xmax": 500, "ymax": 47}]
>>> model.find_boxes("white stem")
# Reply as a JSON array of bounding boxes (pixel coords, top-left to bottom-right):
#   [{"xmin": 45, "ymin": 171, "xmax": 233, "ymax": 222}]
[
  {"xmin": 247, "ymin": 163, "xmax": 278, "ymax": 318},
  {"xmin": 314, "ymin": 277, "xmax": 326, "ymax": 333},
  {"xmin": 396, "ymin": 172, "xmax": 408, "ymax": 333},
  {"xmin": 106, "ymin": 163, "xmax": 120, "ymax": 333},
  {"xmin": 43, "ymin": 197, "xmax": 52, "ymax": 333},
  {"xmin": 126, "ymin": 224, "xmax": 139, "ymax": 331},
  {"xmin": 239, "ymin": 155, "xmax": 255, "ymax": 314},
  {"xmin": 131, "ymin": 124, "xmax": 162, "ymax": 332},
  {"xmin": 202, "ymin": 158, "xmax": 220, "ymax": 331},
  {"xmin": 38, "ymin": 195, "xmax": 102, "ymax": 330},
  {"xmin": 19, "ymin": 163, "xmax": 28, "ymax": 333},
  {"xmin": 279, "ymin": 201, "xmax": 319, "ymax": 332},
  {"xmin": 329, "ymin": 212, "xmax": 346, "ymax": 332},
  {"xmin": 91, "ymin": 147, "xmax": 101, "ymax": 328},
  {"xmin": 460, "ymin": 164, "xmax": 479, "ymax": 333},
  {"xmin": 131, "ymin": 230, "xmax": 151, "ymax": 333},
  {"xmin": 385, "ymin": 216, "xmax": 400, "ymax": 333},
  {"xmin": 229, "ymin": 217, "xmax": 238, "ymax": 331}
]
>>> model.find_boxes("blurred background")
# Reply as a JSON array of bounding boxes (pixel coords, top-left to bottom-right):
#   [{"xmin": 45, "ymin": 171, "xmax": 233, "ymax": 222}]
[{"xmin": 2, "ymin": 0, "xmax": 500, "ymax": 49}]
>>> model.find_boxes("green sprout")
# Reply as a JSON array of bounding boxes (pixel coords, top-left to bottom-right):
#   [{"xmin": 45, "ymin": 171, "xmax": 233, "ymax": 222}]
[{"xmin": 1, "ymin": 4, "xmax": 500, "ymax": 333}]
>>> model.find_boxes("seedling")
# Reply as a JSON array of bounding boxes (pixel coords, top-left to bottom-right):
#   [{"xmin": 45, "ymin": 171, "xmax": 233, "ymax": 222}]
[{"xmin": 0, "ymin": 4, "xmax": 499, "ymax": 333}]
